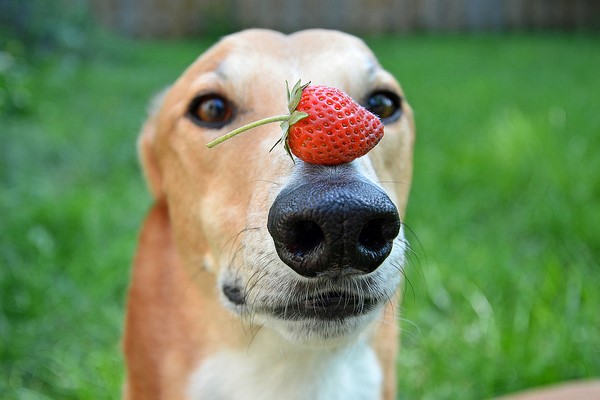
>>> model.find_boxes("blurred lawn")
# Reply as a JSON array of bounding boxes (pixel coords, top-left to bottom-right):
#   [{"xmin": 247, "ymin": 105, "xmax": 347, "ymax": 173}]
[{"xmin": 1, "ymin": 33, "xmax": 599, "ymax": 399}]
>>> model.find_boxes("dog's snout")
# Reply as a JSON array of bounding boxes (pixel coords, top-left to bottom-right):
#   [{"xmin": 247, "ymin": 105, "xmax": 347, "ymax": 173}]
[{"xmin": 268, "ymin": 179, "xmax": 400, "ymax": 278}]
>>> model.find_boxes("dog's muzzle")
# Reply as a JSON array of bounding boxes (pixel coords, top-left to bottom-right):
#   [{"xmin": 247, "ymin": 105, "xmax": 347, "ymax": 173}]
[{"xmin": 268, "ymin": 166, "xmax": 400, "ymax": 278}]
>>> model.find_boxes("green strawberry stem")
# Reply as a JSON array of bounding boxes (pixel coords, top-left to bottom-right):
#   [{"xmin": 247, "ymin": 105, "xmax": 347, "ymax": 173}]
[
  {"xmin": 205, "ymin": 80, "xmax": 310, "ymax": 152},
  {"xmin": 206, "ymin": 115, "xmax": 290, "ymax": 148}
]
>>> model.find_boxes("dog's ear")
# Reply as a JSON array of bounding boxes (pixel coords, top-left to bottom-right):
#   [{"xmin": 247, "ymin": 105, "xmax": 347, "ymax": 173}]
[{"xmin": 137, "ymin": 89, "xmax": 168, "ymax": 199}]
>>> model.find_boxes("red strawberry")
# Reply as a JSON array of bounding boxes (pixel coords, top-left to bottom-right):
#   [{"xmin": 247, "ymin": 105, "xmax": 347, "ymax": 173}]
[
  {"xmin": 206, "ymin": 80, "xmax": 384, "ymax": 166},
  {"xmin": 285, "ymin": 84, "xmax": 383, "ymax": 165}
]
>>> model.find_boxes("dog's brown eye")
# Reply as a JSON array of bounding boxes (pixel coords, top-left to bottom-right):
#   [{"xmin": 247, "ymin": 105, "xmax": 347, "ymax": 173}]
[
  {"xmin": 366, "ymin": 91, "xmax": 402, "ymax": 123},
  {"xmin": 187, "ymin": 94, "xmax": 234, "ymax": 128}
]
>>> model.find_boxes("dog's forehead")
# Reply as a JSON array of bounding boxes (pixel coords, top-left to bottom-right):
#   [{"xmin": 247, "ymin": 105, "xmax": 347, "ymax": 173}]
[{"xmin": 192, "ymin": 29, "xmax": 382, "ymax": 94}]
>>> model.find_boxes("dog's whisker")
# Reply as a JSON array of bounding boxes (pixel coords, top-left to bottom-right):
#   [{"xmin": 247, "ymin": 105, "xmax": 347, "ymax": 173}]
[
  {"xmin": 401, "ymin": 222, "xmax": 426, "ymax": 260},
  {"xmin": 246, "ymin": 323, "xmax": 266, "ymax": 353},
  {"xmin": 243, "ymin": 268, "xmax": 269, "ymax": 310},
  {"xmin": 378, "ymin": 179, "xmax": 413, "ymax": 187},
  {"xmin": 378, "ymin": 307, "xmax": 396, "ymax": 328},
  {"xmin": 230, "ymin": 246, "xmax": 247, "ymax": 273},
  {"xmin": 242, "ymin": 268, "xmax": 263, "ymax": 300},
  {"xmin": 221, "ymin": 226, "xmax": 261, "ymax": 260},
  {"xmin": 251, "ymin": 179, "xmax": 284, "ymax": 187},
  {"xmin": 397, "ymin": 316, "xmax": 422, "ymax": 339},
  {"xmin": 397, "ymin": 266, "xmax": 417, "ymax": 305}
]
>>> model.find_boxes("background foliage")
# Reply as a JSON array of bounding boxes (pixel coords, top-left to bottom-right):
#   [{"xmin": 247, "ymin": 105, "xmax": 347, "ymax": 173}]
[{"xmin": 1, "ymin": 3, "xmax": 599, "ymax": 399}]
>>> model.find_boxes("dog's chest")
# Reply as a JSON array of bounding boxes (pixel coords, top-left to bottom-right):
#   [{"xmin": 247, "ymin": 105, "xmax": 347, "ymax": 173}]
[{"xmin": 186, "ymin": 338, "xmax": 382, "ymax": 400}]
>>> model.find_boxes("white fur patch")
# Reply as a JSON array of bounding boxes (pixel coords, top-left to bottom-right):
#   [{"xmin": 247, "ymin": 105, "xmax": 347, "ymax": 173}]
[{"xmin": 187, "ymin": 330, "xmax": 382, "ymax": 400}]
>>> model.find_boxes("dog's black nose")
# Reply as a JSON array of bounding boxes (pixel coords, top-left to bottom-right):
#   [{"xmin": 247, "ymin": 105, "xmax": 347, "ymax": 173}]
[{"xmin": 268, "ymin": 175, "xmax": 400, "ymax": 278}]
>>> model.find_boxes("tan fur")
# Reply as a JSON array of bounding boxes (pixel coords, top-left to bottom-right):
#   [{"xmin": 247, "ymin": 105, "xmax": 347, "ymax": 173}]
[{"xmin": 124, "ymin": 29, "xmax": 414, "ymax": 399}]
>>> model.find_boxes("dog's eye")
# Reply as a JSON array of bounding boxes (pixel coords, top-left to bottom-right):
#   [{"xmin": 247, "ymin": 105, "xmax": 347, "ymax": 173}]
[
  {"xmin": 187, "ymin": 94, "xmax": 234, "ymax": 128},
  {"xmin": 365, "ymin": 91, "xmax": 402, "ymax": 123}
]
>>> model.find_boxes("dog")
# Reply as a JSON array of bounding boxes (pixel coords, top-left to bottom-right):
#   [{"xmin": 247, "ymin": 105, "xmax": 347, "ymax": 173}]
[{"xmin": 123, "ymin": 29, "xmax": 415, "ymax": 400}]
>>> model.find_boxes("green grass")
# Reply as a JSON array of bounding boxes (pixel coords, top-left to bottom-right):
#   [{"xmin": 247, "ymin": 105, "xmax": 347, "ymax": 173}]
[
  {"xmin": 372, "ymin": 35, "xmax": 600, "ymax": 399},
  {"xmin": 1, "ymin": 33, "xmax": 599, "ymax": 399}
]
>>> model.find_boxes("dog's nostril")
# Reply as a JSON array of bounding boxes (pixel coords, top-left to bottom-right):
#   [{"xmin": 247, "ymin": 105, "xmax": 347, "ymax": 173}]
[
  {"xmin": 359, "ymin": 218, "xmax": 387, "ymax": 252},
  {"xmin": 288, "ymin": 220, "xmax": 324, "ymax": 259},
  {"xmin": 358, "ymin": 218, "xmax": 398, "ymax": 252}
]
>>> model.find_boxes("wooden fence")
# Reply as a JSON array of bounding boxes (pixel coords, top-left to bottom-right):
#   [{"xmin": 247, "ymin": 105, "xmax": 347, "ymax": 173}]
[{"xmin": 91, "ymin": 0, "xmax": 600, "ymax": 37}]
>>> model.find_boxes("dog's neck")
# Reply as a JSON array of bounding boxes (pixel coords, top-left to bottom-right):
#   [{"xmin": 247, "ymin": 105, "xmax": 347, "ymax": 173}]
[{"xmin": 186, "ymin": 328, "xmax": 382, "ymax": 400}]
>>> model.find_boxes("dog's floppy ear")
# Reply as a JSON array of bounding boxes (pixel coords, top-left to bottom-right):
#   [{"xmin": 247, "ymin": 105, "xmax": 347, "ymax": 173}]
[{"xmin": 137, "ymin": 89, "xmax": 168, "ymax": 199}]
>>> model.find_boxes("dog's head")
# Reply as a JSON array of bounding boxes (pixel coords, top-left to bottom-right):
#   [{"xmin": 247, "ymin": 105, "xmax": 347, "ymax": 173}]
[{"xmin": 139, "ymin": 29, "xmax": 414, "ymax": 345}]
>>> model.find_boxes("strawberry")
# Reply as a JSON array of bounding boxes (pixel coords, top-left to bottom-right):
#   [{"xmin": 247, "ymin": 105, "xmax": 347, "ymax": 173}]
[
  {"xmin": 284, "ymin": 84, "xmax": 384, "ymax": 165},
  {"xmin": 206, "ymin": 80, "xmax": 384, "ymax": 166}
]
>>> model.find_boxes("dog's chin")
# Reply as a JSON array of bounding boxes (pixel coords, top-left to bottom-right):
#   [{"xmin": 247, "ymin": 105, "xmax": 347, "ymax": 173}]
[
  {"xmin": 221, "ymin": 284, "xmax": 386, "ymax": 347},
  {"xmin": 258, "ymin": 306, "xmax": 384, "ymax": 347},
  {"xmin": 219, "ymin": 243, "xmax": 405, "ymax": 347}
]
